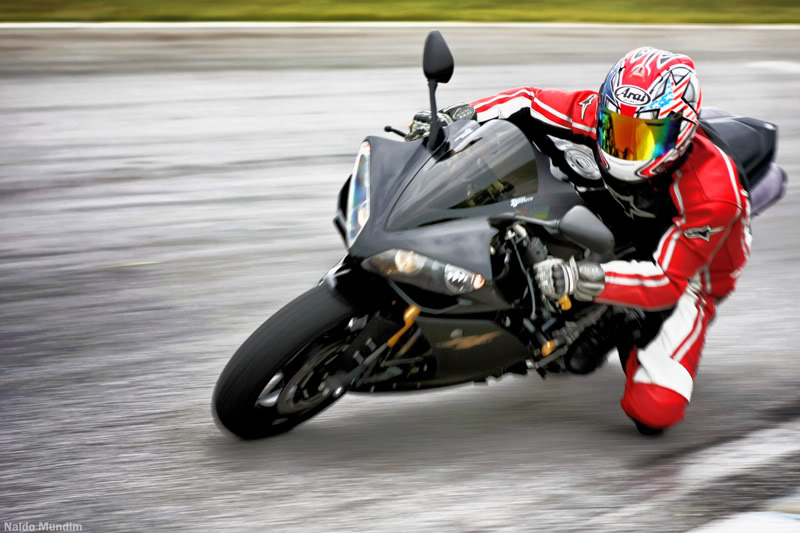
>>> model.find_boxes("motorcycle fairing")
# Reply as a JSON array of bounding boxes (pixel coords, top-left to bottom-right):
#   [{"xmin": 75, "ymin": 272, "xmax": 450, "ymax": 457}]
[
  {"xmin": 344, "ymin": 120, "xmax": 583, "ymax": 279},
  {"xmin": 348, "ymin": 315, "xmax": 531, "ymax": 392},
  {"xmin": 386, "ymin": 120, "xmax": 580, "ymax": 231}
]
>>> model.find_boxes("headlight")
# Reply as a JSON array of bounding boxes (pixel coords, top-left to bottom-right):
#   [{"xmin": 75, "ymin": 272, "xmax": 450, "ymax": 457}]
[
  {"xmin": 362, "ymin": 249, "xmax": 486, "ymax": 295},
  {"xmin": 346, "ymin": 141, "xmax": 371, "ymax": 246}
]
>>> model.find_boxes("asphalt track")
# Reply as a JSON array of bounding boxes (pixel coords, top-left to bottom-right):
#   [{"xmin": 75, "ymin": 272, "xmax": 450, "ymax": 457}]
[{"xmin": 1, "ymin": 25, "xmax": 800, "ymax": 532}]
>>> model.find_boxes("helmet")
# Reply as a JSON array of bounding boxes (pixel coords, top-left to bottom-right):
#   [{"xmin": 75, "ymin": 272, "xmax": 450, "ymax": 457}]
[{"xmin": 596, "ymin": 47, "xmax": 702, "ymax": 183}]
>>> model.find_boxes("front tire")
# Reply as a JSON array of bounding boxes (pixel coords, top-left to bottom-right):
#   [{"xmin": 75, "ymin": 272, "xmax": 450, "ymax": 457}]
[{"xmin": 213, "ymin": 284, "xmax": 357, "ymax": 439}]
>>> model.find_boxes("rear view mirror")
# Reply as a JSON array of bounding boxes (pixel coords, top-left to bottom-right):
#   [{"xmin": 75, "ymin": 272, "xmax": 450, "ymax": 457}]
[
  {"xmin": 558, "ymin": 206, "xmax": 615, "ymax": 255},
  {"xmin": 423, "ymin": 30, "xmax": 454, "ymax": 84}
]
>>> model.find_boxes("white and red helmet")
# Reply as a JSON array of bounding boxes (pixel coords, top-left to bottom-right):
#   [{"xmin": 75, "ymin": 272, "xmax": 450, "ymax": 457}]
[{"xmin": 596, "ymin": 47, "xmax": 702, "ymax": 183}]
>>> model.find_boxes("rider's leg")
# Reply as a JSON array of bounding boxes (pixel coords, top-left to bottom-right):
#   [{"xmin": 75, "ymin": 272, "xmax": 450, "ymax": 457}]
[{"xmin": 620, "ymin": 287, "xmax": 716, "ymax": 429}]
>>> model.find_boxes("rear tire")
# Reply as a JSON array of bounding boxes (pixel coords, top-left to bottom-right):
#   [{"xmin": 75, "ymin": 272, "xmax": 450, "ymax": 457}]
[{"xmin": 212, "ymin": 284, "xmax": 356, "ymax": 439}]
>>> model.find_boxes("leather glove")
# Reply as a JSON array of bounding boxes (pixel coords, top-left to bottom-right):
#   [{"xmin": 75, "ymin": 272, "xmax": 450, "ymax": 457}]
[
  {"xmin": 404, "ymin": 103, "xmax": 476, "ymax": 142},
  {"xmin": 405, "ymin": 110, "xmax": 452, "ymax": 141},
  {"xmin": 533, "ymin": 257, "xmax": 605, "ymax": 302}
]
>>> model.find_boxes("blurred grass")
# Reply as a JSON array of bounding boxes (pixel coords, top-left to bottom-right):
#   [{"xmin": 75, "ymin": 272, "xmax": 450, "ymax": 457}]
[{"xmin": 1, "ymin": 0, "xmax": 800, "ymax": 23}]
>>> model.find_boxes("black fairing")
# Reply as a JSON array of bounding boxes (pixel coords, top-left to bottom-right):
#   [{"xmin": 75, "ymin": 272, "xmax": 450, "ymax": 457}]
[
  {"xmin": 389, "ymin": 120, "xmax": 580, "ymax": 230},
  {"xmin": 345, "ymin": 120, "xmax": 582, "ymax": 280},
  {"xmin": 330, "ymin": 119, "xmax": 617, "ymax": 392}
]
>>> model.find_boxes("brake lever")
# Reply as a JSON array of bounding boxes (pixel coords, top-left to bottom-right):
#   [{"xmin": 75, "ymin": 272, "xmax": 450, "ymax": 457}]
[{"xmin": 384, "ymin": 125, "xmax": 407, "ymax": 138}]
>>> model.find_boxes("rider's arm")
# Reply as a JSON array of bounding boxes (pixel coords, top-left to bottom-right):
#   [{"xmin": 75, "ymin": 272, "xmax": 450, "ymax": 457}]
[
  {"xmin": 596, "ymin": 200, "xmax": 744, "ymax": 311},
  {"xmin": 471, "ymin": 87, "xmax": 599, "ymax": 141}
]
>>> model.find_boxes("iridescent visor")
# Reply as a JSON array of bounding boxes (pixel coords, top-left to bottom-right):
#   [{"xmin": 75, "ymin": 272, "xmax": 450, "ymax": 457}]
[{"xmin": 598, "ymin": 108, "xmax": 682, "ymax": 161}]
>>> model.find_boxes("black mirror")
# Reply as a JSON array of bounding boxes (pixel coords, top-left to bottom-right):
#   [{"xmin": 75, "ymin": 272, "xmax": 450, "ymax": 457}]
[
  {"xmin": 558, "ymin": 205, "xmax": 615, "ymax": 255},
  {"xmin": 423, "ymin": 30, "xmax": 454, "ymax": 84}
]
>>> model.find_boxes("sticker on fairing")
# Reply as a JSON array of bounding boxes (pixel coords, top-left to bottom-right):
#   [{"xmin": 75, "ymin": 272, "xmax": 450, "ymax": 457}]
[{"xmin": 510, "ymin": 196, "xmax": 535, "ymax": 208}]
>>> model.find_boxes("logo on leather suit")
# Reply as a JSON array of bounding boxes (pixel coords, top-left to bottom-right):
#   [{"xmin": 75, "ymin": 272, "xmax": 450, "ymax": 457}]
[
  {"xmin": 607, "ymin": 186, "xmax": 657, "ymax": 219},
  {"xmin": 684, "ymin": 225, "xmax": 725, "ymax": 241}
]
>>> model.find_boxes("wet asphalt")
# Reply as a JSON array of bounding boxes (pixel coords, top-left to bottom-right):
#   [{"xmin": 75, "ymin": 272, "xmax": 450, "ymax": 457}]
[{"xmin": 1, "ymin": 25, "xmax": 800, "ymax": 532}]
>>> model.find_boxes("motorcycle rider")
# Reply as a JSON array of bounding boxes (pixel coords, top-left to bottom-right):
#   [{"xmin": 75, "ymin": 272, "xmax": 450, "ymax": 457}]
[{"xmin": 409, "ymin": 47, "xmax": 751, "ymax": 433}]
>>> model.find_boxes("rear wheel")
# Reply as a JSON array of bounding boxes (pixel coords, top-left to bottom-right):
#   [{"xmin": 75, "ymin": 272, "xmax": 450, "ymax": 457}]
[{"xmin": 212, "ymin": 285, "xmax": 360, "ymax": 439}]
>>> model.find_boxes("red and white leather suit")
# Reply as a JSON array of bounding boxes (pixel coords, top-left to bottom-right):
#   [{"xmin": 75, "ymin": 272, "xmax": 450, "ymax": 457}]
[{"xmin": 472, "ymin": 87, "xmax": 752, "ymax": 428}]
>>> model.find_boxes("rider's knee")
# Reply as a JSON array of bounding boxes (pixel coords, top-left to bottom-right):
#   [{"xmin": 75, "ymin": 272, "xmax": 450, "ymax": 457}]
[{"xmin": 621, "ymin": 382, "xmax": 688, "ymax": 429}]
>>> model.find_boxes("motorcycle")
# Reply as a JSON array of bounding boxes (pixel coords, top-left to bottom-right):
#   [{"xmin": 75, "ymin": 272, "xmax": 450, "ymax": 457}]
[{"xmin": 212, "ymin": 31, "xmax": 786, "ymax": 439}]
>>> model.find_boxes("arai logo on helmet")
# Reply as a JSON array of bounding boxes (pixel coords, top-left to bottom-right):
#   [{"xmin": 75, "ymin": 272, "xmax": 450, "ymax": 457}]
[{"xmin": 614, "ymin": 85, "xmax": 652, "ymax": 107}]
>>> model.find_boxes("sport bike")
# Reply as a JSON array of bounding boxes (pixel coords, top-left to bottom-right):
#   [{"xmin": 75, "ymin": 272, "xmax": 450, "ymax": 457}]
[{"xmin": 213, "ymin": 31, "xmax": 786, "ymax": 439}]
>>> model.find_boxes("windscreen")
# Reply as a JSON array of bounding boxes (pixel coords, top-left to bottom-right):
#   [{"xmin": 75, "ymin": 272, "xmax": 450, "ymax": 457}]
[{"xmin": 387, "ymin": 120, "xmax": 539, "ymax": 230}]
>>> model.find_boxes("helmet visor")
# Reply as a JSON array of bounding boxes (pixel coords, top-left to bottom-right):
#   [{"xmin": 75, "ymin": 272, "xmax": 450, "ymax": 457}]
[{"xmin": 597, "ymin": 108, "xmax": 682, "ymax": 161}]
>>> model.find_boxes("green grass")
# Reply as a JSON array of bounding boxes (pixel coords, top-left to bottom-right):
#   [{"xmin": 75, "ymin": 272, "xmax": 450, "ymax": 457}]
[{"xmin": 1, "ymin": 0, "xmax": 800, "ymax": 23}]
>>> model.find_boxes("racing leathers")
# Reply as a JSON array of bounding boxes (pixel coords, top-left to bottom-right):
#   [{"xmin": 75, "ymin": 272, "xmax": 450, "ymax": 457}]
[{"xmin": 471, "ymin": 86, "xmax": 752, "ymax": 429}]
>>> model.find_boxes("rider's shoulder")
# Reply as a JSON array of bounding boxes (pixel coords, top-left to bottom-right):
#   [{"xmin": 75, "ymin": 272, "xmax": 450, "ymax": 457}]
[
  {"xmin": 567, "ymin": 89, "xmax": 601, "ymax": 131},
  {"xmin": 678, "ymin": 136, "xmax": 744, "ymax": 213}
]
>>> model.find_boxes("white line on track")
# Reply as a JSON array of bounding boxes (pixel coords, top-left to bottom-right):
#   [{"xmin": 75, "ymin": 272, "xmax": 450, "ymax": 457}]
[
  {"xmin": 585, "ymin": 419, "xmax": 800, "ymax": 528},
  {"xmin": 690, "ymin": 512, "xmax": 800, "ymax": 532},
  {"xmin": 1, "ymin": 22, "xmax": 800, "ymax": 30},
  {"xmin": 748, "ymin": 61, "xmax": 800, "ymax": 73}
]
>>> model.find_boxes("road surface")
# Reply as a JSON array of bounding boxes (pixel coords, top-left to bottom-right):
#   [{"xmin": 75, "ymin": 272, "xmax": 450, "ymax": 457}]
[{"xmin": 1, "ymin": 24, "xmax": 799, "ymax": 532}]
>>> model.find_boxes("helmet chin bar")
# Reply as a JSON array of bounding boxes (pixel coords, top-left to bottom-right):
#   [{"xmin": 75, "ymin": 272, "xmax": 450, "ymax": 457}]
[
  {"xmin": 644, "ymin": 141, "xmax": 695, "ymax": 180},
  {"xmin": 599, "ymin": 150, "xmax": 651, "ymax": 183},
  {"xmin": 597, "ymin": 141, "xmax": 692, "ymax": 185}
]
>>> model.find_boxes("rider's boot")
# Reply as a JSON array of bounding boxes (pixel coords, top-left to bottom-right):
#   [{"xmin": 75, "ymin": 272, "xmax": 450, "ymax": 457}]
[{"xmin": 564, "ymin": 307, "xmax": 641, "ymax": 374}]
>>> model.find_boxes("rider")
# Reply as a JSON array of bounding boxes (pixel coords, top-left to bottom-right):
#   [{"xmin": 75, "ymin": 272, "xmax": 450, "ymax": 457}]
[{"xmin": 410, "ymin": 47, "xmax": 751, "ymax": 433}]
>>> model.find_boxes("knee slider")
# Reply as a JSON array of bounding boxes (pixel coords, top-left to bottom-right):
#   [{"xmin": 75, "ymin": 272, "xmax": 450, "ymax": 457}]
[{"xmin": 621, "ymin": 383, "xmax": 688, "ymax": 429}]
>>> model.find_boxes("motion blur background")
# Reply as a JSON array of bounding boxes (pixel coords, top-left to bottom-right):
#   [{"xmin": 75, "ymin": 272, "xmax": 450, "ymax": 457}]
[
  {"xmin": 1, "ymin": 0, "xmax": 800, "ymax": 23},
  {"xmin": 2, "ymin": 2, "xmax": 800, "ymax": 532}
]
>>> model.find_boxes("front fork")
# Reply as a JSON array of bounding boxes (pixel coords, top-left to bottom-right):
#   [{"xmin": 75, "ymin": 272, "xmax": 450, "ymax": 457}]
[
  {"xmin": 321, "ymin": 255, "xmax": 423, "ymax": 394},
  {"xmin": 324, "ymin": 304, "xmax": 421, "ymax": 397}
]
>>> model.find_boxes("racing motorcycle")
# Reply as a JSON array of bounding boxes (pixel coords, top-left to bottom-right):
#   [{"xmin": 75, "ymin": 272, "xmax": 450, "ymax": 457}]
[{"xmin": 213, "ymin": 31, "xmax": 786, "ymax": 439}]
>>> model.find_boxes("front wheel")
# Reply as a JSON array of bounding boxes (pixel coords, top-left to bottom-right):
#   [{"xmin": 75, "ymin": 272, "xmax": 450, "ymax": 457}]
[{"xmin": 212, "ymin": 285, "xmax": 359, "ymax": 439}]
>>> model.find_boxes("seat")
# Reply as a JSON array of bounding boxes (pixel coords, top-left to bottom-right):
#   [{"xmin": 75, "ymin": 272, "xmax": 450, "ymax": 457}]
[{"xmin": 699, "ymin": 113, "xmax": 778, "ymax": 189}]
